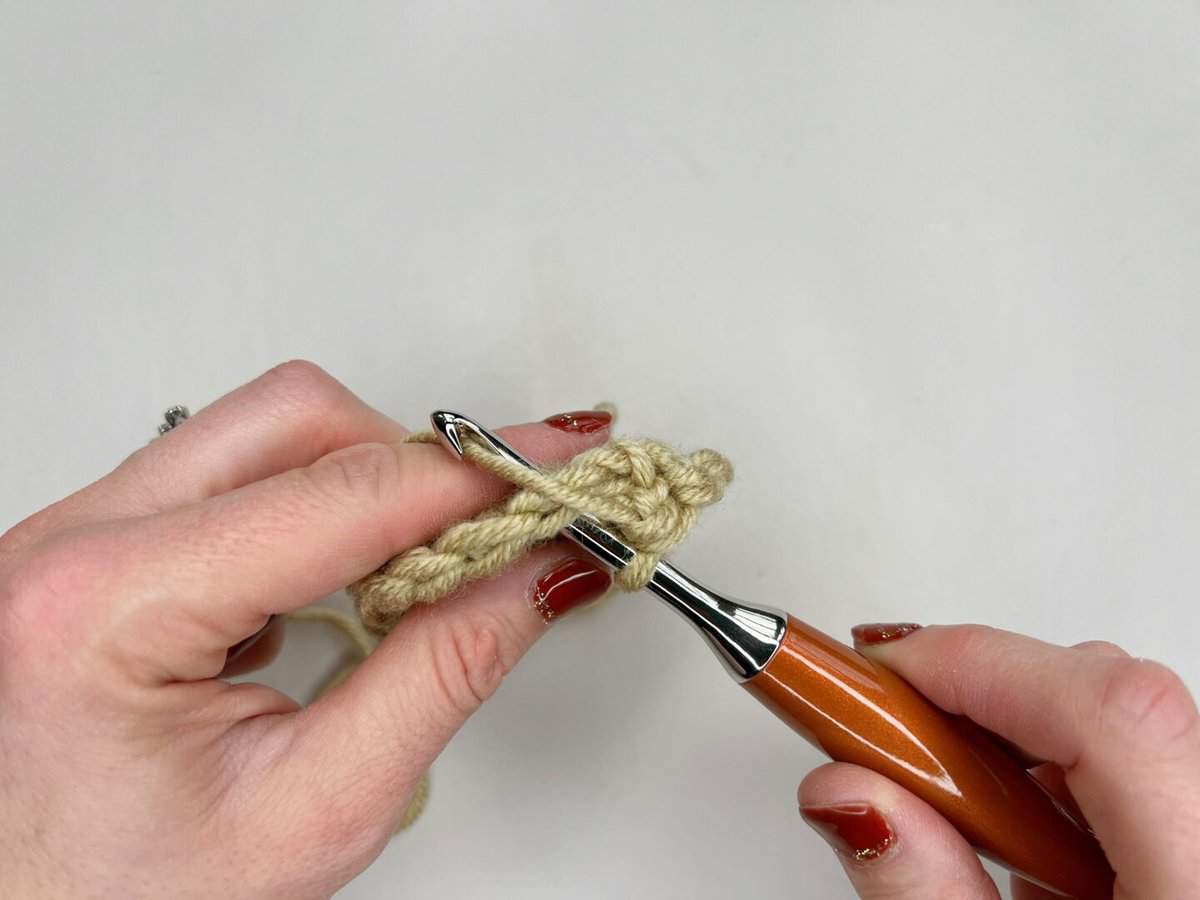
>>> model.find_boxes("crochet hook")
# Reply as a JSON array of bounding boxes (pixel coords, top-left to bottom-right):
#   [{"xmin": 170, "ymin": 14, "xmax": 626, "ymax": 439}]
[{"xmin": 429, "ymin": 411, "xmax": 1115, "ymax": 900}]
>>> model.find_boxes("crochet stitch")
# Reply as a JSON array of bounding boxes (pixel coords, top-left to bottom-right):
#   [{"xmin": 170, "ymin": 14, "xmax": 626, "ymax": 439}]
[{"xmin": 349, "ymin": 430, "xmax": 732, "ymax": 635}]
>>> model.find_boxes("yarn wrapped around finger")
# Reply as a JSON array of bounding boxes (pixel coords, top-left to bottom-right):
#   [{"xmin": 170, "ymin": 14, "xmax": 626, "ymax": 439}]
[{"xmin": 349, "ymin": 433, "xmax": 733, "ymax": 636}]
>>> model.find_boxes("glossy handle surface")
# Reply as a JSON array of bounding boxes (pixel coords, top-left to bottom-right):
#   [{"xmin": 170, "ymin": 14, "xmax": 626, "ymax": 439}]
[{"xmin": 745, "ymin": 617, "xmax": 1114, "ymax": 899}]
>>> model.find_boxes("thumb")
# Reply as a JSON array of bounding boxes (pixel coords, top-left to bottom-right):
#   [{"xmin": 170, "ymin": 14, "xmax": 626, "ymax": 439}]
[
  {"xmin": 800, "ymin": 762, "xmax": 1002, "ymax": 900},
  {"xmin": 252, "ymin": 541, "xmax": 610, "ymax": 883}
]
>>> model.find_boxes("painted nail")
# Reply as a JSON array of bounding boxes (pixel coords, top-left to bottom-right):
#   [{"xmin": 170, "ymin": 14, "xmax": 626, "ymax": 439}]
[
  {"xmin": 800, "ymin": 803, "xmax": 895, "ymax": 863},
  {"xmin": 531, "ymin": 558, "xmax": 611, "ymax": 622},
  {"xmin": 542, "ymin": 410, "xmax": 612, "ymax": 435},
  {"xmin": 851, "ymin": 622, "xmax": 922, "ymax": 646}
]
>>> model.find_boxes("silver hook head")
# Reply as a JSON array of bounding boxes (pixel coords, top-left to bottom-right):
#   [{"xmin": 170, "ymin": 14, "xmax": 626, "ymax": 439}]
[
  {"xmin": 429, "ymin": 410, "xmax": 469, "ymax": 458},
  {"xmin": 428, "ymin": 410, "xmax": 541, "ymax": 474}
]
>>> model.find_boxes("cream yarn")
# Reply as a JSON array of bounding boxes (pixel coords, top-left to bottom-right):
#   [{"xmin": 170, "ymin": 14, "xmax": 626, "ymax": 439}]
[
  {"xmin": 291, "ymin": 419, "xmax": 731, "ymax": 831},
  {"xmin": 349, "ymin": 430, "xmax": 733, "ymax": 635}
]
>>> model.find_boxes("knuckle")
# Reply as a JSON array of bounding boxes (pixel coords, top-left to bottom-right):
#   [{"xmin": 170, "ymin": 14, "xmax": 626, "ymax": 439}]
[
  {"xmin": 0, "ymin": 518, "xmax": 37, "ymax": 560},
  {"xmin": 428, "ymin": 615, "xmax": 513, "ymax": 720},
  {"xmin": 260, "ymin": 359, "xmax": 348, "ymax": 418},
  {"xmin": 1098, "ymin": 658, "xmax": 1198, "ymax": 745},
  {"xmin": 266, "ymin": 358, "xmax": 335, "ymax": 391},
  {"xmin": 305, "ymin": 442, "xmax": 401, "ymax": 507},
  {"xmin": 1071, "ymin": 639, "xmax": 1129, "ymax": 658},
  {"xmin": 7, "ymin": 540, "xmax": 80, "ymax": 617},
  {"xmin": 2, "ymin": 536, "xmax": 110, "ymax": 659},
  {"xmin": 0, "ymin": 502, "xmax": 94, "ymax": 564},
  {"xmin": 110, "ymin": 443, "xmax": 177, "ymax": 510}
]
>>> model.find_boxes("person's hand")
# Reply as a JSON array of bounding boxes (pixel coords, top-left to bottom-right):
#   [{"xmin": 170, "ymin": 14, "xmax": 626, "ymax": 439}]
[
  {"xmin": 0, "ymin": 361, "xmax": 615, "ymax": 899},
  {"xmin": 798, "ymin": 622, "xmax": 1200, "ymax": 898}
]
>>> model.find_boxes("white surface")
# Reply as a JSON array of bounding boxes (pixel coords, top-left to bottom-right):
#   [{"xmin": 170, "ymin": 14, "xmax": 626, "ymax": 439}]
[{"xmin": 3, "ymin": 3, "xmax": 1198, "ymax": 897}]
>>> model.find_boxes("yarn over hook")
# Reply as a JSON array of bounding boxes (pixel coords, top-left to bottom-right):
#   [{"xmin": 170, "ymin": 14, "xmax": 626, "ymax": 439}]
[{"xmin": 348, "ymin": 431, "xmax": 733, "ymax": 635}]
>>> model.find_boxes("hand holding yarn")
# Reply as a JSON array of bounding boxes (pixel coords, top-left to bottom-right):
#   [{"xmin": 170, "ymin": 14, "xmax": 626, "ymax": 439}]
[{"xmin": 0, "ymin": 361, "xmax": 729, "ymax": 899}]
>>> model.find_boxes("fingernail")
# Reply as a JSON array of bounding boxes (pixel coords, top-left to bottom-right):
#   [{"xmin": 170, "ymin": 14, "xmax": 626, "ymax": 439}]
[
  {"xmin": 542, "ymin": 410, "xmax": 612, "ymax": 435},
  {"xmin": 800, "ymin": 803, "xmax": 895, "ymax": 863},
  {"xmin": 531, "ymin": 558, "xmax": 611, "ymax": 623},
  {"xmin": 851, "ymin": 622, "xmax": 922, "ymax": 646}
]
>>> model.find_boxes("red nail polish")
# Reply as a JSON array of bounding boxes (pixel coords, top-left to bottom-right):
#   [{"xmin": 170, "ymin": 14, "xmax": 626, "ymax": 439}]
[
  {"xmin": 851, "ymin": 622, "xmax": 922, "ymax": 646},
  {"xmin": 531, "ymin": 558, "xmax": 611, "ymax": 622},
  {"xmin": 800, "ymin": 803, "xmax": 895, "ymax": 862},
  {"xmin": 542, "ymin": 410, "xmax": 612, "ymax": 435}
]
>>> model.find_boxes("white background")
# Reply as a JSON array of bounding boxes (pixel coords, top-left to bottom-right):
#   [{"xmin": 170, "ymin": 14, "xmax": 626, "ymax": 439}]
[{"xmin": 2, "ymin": 3, "xmax": 1197, "ymax": 898}]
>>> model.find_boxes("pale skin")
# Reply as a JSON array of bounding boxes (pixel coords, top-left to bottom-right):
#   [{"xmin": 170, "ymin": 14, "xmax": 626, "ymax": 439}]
[
  {"xmin": 804, "ymin": 627, "xmax": 1200, "ymax": 898},
  {"xmin": 0, "ymin": 361, "xmax": 1195, "ymax": 898}
]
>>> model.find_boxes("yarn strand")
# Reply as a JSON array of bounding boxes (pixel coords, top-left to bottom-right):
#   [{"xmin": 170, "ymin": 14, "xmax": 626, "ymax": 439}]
[
  {"xmin": 289, "ymin": 414, "xmax": 731, "ymax": 832},
  {"xmin": 349, "ymin": 430, "xmax": 732, "ymax": 635}
]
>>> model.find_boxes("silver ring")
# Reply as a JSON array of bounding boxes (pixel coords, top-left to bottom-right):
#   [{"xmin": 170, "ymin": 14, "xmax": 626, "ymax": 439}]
[{"xmin": 156, "ymin": 405, "xmax": 191, "ymax": 436}]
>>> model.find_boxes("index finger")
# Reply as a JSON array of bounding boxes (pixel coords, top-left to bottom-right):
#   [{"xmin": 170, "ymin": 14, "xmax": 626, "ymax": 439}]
[
  {"xmin": 860, "ymin": 624, "xmax": 1200, "ymax": 896},
  {"xmin": 47, "ymin": 416, "xmax": 610, "ymax": 681}
]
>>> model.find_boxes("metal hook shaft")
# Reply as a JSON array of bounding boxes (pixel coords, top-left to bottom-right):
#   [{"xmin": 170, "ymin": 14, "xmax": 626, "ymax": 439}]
[
  {"xmin": 428, "ymin": 410, "xmax": 787, "ymax": 680},
  {"xmin": 430, "ymin": 410, "xmax": 637, "ymax": 571}
]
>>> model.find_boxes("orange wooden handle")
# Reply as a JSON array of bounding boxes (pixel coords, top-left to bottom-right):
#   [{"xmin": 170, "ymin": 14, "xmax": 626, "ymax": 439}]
[{"xmin": 744, "ymin": 617, "xmax": 1114, "ymax": 899}]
